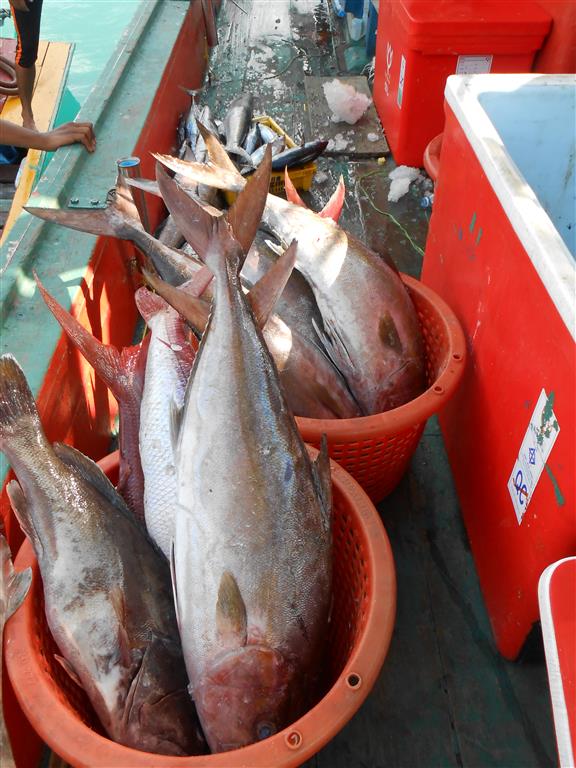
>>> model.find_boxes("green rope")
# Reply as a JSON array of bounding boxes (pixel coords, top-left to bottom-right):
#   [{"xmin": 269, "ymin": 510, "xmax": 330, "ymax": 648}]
[{"xmin": 356, "ymin": 169, "xmax": 426, "ymax": 257}]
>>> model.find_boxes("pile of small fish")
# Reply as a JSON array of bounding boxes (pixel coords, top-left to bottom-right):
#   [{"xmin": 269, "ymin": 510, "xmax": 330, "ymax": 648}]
[
  {"xmin": 178, "ymin": 90, "xmax": 329, "ymax": 175},
  {"xmin": 9, "ymin": 97, "xmax": 428, "ymax": 755}
]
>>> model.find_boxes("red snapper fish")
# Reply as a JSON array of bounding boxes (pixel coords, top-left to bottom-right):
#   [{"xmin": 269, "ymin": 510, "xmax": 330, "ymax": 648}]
[{"xmin": 153, "ymin": 126, "xmax": 426, "ymax": 415}]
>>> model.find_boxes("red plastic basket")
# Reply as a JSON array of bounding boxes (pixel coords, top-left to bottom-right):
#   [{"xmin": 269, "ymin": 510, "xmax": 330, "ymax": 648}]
[
  {"xmin": 5, "ymin": 450, "xmax": 396, "ymax": 768},
  {"xmin": 296, "ymin": 274, "xmax": 466, "ymax": 503}
]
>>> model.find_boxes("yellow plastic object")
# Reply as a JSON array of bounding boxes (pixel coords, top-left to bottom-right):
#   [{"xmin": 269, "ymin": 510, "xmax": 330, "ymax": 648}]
[{"xmin": 223, "ymin": 115, "xmax": 317, "ymax": 204}]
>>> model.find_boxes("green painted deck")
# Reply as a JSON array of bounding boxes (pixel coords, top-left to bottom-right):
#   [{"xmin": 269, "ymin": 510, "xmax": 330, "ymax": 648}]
[{"xmin": 202, "ymin": 2, "xmax": 555, "ymax": 766}]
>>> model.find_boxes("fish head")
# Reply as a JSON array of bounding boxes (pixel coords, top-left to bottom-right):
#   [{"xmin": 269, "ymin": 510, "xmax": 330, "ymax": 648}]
[{"xmin": 194, "ymin": 644, "xmax": 296, "ymax": 752}]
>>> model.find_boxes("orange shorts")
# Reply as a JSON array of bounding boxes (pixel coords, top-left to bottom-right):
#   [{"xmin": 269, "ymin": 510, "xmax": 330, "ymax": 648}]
[{"xmin": 11, "ymin": 0, "xmax": 43, "ymax": 69}]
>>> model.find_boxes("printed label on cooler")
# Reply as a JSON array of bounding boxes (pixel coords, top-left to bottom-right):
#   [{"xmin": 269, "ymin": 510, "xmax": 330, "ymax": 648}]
[
  {"xmin": 508, "ymin": 389, "xmax": 561, "ymax": 525},
  {"xmin": 456, "ymin": 55, "xmax": 493, "ymax": 75},
  {"xmin": 384, "ymin": 41, "xmax": 393, "ymax": 97},
  {"xmin": 397, "ymin": 54, "xmax": 406, "ymax": 109}
]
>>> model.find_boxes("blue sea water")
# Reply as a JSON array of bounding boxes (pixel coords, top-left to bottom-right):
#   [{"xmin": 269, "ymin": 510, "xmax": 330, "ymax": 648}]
[{"xmin": 2, "ymin": 0, "xmax": 143, "ymax": 115}]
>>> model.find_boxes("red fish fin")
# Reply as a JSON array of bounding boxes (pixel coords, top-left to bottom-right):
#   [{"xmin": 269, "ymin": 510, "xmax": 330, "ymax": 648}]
[
  {"xmin": 247, "ymin": 240, "xmax": 297, "ymax": 328},
  {"xmin": 54, "ymin": 655, "xmax": 83, "ymax": 688},
  {"xmin": 216, "ymin": 571, "xmax": 247, "ymax": 649},
  {"xmin": 34, "ymin": 273, "xmax": 126, "ymax": 396},
  {"xmin": 284, "ymin": 167, "xmax": 307, "ymax": 208},
  {"xmin": 135, "ymin": 286, "xmax": 168, "ymax": 324},
  {"xmin": 319, "ymin": 175, "xmax": 345, "ymax": 222},
  {"xmin": 143, "ymin": 271, "xmax": 210, "ymax": 334},
  {"xmin": 226, "ymin": 145, "xmax": 272, "ymax": 256}
]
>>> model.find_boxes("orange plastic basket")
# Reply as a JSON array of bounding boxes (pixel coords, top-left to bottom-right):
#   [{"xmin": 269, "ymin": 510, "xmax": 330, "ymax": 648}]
[
  {"xmin": 296, "ymin": 274, "xmax": 466, "ymax": 504},
  {"xmin": 5, "ymin": 450, "xmax": 396, "ymax": 768}
]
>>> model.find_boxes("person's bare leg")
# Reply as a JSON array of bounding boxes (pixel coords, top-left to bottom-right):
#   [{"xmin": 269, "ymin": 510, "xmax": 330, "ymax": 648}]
[{"xmin": 14, "ymin": 62, "xmax": 36, "ymax": 130}]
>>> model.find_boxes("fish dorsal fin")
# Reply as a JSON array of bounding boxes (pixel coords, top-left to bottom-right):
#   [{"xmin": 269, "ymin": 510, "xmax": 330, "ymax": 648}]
[
  {"xmin": 247, "ymin": 240, "xmax": 297, "ymax": 328},
  {"xmin": 143, "ymin": 271, "xmax": 210, "ymax": 335},
  {"xmin": 197, "ymin": 120, "xmax": 243, "ymax": 177},
  {"xmin": 156, "ymin": 164, "xmax": 221, "ymax": 260},
  {"xmin": 284, "ymin": 167, "xmax": 307, "ymax": 208},
  {"xmin": 34, "ymin": 273, "xmax": 127, "ymax": 396},
  {"xmin": 313, "ymin": 435, "xmax": 332, "ymax": 534},
  {"xmin": 1, "ymin": 534, "xmax": 32, "ymax": 619},
  {"xmin": 54, "ymin": 655, "xmax": 83, "ymax": 688},
  {"xmin": 227, "ymin": 145, "xmax": 272, "ymax": 255},
  {"xmin": 319, "ymin": 175, "xmax": 345, "ymax": 222},
  {"xmin": 53, "ymin": 442, "xmax": 132, "ymax": 517},
  {"xmin": 216, "ymin": 571, "xmax": 247, "ymax": 649}
]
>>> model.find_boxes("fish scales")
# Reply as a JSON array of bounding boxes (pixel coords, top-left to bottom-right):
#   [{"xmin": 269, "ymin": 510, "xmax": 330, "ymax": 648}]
[
  {"xmin": 0, "ymin": 355, "xmax": 205, "ymax": 756},
  {"xmin": 172, "ymin": 211, "xmax": 331, "ymax": 751}
]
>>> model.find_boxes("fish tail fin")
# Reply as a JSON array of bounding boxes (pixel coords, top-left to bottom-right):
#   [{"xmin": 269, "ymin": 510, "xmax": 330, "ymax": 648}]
[
  {"xmin": 0, "ymin": 355, "xmax": 42, "ymax": 445},
  {"xmin": 226, "ymin": 145, "xmax": 254, "ymax": 167},
  {"xmin": 226, "ymin": 146, "xmax": 272, "ymax": 254},
  {"xmin": 247, "ymin": 240, "xmax": 297, "ymax": 328},
  {"xmin": 1, "ymin": 533, "xmax": 32, "ymax": 619},
  {"xmin": 25, "ymin": 177, "xmax": 141, "ymax": 240}
]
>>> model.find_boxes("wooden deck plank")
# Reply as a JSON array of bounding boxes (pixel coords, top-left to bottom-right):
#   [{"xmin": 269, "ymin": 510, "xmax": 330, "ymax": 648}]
[{"xmin": 413, "ymin": 433, "xmax": 556, "ymax": 767}]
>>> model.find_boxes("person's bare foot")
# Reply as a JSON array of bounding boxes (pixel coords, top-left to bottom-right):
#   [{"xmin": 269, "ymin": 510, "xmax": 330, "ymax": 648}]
[{"xmin": 22, "ymin": 113, "xmax": 36, "ymax": 132}]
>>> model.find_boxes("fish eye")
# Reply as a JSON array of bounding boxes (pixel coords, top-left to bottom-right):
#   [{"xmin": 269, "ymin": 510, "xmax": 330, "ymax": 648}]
[{"xmin": 256, "ymin": 721, "xmax": 276, "ymax": 740}]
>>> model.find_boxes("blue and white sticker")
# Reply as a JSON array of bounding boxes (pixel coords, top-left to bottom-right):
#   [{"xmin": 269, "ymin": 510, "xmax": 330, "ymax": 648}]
[
  {"xmin": 508, "ymin": 389, "xmax": 560, "ymax": 524},
  {"xmin": 397, "ymin": 55, "xmax": 406, "ymax": 109}
]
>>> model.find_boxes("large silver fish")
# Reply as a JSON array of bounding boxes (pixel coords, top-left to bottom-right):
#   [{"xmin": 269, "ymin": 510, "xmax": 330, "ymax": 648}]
[
  {"xmin": 0, "ymin": 355, "xmax": 206, "ymax": 755},
  {"xmin": 153, "ymin": 130, "xmax": 426, "ymax": 415},
  {"xmin": 163, "ymin": 153, "xmax": 332, "ymax": 752},
  {"xmin": 0, "ymin": 534, "xmax": 32, "ymax": 768}
]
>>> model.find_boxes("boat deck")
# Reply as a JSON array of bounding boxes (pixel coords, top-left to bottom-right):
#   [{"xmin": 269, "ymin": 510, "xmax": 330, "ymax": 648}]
[
  {"xmin": 0, "ymin": 37, "xmax": 73, "ymax": 240},
  {"xmin": 201, "ymin": 2, "xmax": 555, "ymax": 766}
]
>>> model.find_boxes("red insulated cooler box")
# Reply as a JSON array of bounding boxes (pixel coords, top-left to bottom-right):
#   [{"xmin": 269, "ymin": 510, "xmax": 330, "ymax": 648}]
[
  {"xmin": 373, "ymin": 1, "xmax": 552, "ymax": 167},
  {"xmin": 422, "ymin": 73, "xmax": 575, "ymax": 660}
]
